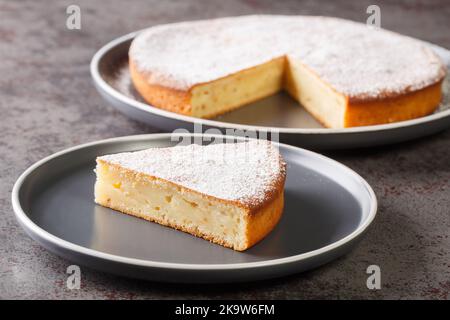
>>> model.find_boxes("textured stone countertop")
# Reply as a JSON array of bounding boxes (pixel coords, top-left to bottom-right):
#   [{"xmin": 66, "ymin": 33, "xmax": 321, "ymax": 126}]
[{"xmin": 1, "ymin": 0, "xmax": 449, "ymax": 299}]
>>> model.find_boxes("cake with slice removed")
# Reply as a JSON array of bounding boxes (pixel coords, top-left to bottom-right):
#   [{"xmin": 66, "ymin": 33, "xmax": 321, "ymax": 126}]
[
  {"xmin": 129, "ymin": 15, "xmax": 447, "ymax": 128},
  {"xmin": 94, "ymin": 140, "xmax": 286, "ymax": 251}
]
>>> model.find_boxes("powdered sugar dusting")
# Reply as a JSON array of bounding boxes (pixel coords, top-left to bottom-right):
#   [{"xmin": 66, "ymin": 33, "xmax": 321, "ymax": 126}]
[
  {"xmin": 130, "ymin": 15, "xmax": 446, "ymax": 101},
  {"xmin": 98, "ymin": 140, "xmax": 286, "ymax": 207}
]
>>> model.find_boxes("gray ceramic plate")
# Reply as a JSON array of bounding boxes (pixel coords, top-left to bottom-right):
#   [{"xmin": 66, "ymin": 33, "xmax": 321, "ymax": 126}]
[
  {"xmin": 12, "ymin": 133, "xmax": 376, "ymax": 283},
  {"xmin": 90, "ymin": 31, "xmax": 450, "ymax": 150}
]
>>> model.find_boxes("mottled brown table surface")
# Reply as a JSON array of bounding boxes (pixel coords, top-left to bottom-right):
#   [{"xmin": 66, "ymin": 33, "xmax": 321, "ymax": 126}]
[{"xmin": 1, "ymin": 0, "xmax": 449, "ymax": 299}]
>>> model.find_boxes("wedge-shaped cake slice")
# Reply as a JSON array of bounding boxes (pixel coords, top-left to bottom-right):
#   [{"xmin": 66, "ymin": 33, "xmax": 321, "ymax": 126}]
[{"xmin": 94, "ymin": 140, "xmax": 286, "ymax": 251}]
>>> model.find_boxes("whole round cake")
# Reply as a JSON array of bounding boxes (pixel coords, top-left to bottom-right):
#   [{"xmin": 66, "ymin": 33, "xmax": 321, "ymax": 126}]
[{"xmin": 129, "ymin": 15, "xmax": 447, "ymax": 128}]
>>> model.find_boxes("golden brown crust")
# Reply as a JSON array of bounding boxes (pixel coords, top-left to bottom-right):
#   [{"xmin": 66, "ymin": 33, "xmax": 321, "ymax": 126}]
[
  {"xmin": 344, "ymin": 81, "xmax": 443, "ymax": 127},
  {"xmin": 244, "ymin": 190, "xmax": 284, "ymax": 250}
]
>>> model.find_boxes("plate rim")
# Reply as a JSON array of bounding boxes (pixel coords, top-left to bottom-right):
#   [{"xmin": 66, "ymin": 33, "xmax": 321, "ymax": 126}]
[
  {"xmin": 12, "ymin": 133, "xmax": 377, "ymax": 271},
  {"xmin": 90, "ymin": 31, "xmax": 450, "ymax": 135}
]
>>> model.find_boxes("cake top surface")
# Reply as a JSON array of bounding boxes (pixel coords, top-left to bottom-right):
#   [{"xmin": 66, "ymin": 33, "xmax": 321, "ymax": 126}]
[
  {"xmin": 129, "ymin": 15, "xmax": 447, "ymax": 101},
  {"xmin": 98, "ymin": 140, "xmax": 286, "ymax": 208}
]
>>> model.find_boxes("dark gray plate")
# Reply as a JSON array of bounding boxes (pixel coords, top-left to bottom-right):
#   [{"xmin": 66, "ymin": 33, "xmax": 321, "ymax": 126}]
[
  {"xmin": 90, "ymin": 32, "xmax": 450, "ymax": 150},
  {"xmin": 12, "ymin": 133, "xmax": 377, "ymax": 283}
]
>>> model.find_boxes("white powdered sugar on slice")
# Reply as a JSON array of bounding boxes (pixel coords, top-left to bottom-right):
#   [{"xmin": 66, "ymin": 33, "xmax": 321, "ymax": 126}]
[
  {"xmin": 98, "ymin": 140, "xmax": 286, "ymax": 207},
  {"xmin": 129, "ymin": 15, "xmax": 446, "ymax": 100}
]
